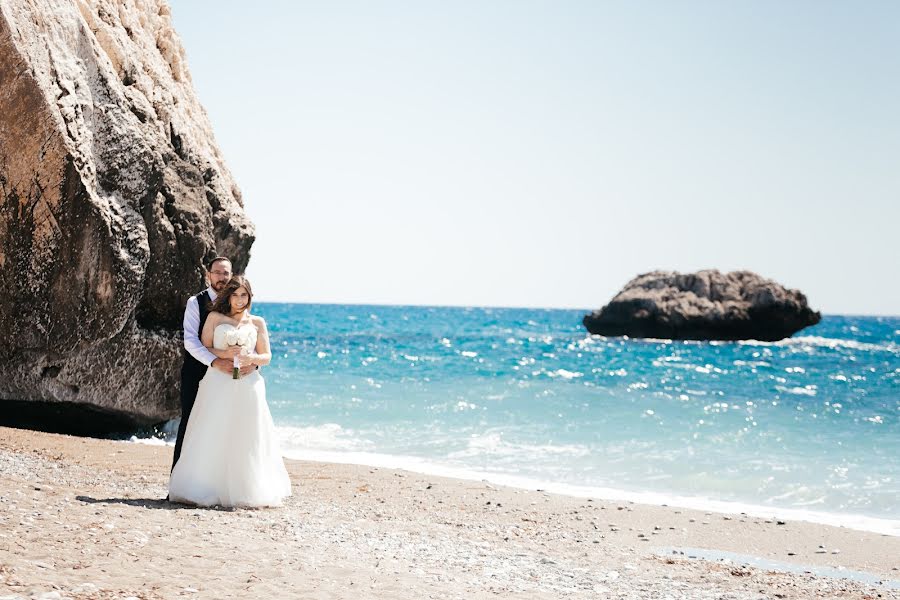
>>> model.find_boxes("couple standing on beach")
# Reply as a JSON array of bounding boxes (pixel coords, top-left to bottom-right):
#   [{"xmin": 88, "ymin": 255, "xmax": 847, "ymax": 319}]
[{"xmin": 167, "ymin": 257, "xmax": 292, "ymax": 507}]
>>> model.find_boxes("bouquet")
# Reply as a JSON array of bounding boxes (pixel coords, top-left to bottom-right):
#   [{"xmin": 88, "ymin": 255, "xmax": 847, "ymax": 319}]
[{"xmin": 224, "ymin": 328, "xmax": 252, "ymax": 379}]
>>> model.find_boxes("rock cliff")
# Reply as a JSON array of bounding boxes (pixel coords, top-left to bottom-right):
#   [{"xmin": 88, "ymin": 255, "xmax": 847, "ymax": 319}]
[
  {"xmin": 583, "ymin": 270, "xmax": 821, "ymax": 341},
  {"xmin": 0, "ymin": 0, "xmax": 254, "ymax": 434}
]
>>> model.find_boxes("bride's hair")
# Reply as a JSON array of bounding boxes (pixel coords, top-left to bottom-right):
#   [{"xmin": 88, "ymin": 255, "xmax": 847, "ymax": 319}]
[{"xmin": 209, "ymin": 275, "xmax": 253, "ymax": 315}]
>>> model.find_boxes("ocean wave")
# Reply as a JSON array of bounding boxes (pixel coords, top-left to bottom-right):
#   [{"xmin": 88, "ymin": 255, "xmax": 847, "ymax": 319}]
[
  {"xmin": 446, "ymin": 431, "xmax": 591, "ymax": 461},
  {"xmin": 276, "ymin": 423, "xmax": 373, "ymax": 453},
  {"xmin": 531, "ymin": 367, "xmax": 585, "ymax": 379},
  {"xmin": 741, "ymin": 336, "xmax": 899, "ymax": 353},
  {"xmin": 129, "ymin": 422, "xmax": 375, "ymax": 454},
  {"xmin": 775, "ymin": 385, "xmax": 818, "ymax": 397},
  {"xmin": 129, "ymin": 419, "xmax": 179, "ymax": 445},
  {"xmin": 129, "ymin": 435, "xmax": 172, "ymax": 446}
]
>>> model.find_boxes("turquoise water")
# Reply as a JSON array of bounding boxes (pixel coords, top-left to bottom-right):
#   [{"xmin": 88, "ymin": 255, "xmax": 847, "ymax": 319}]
[{"xmin": 200, "ymin": 304, "xmax": 900, "ymax": 529}]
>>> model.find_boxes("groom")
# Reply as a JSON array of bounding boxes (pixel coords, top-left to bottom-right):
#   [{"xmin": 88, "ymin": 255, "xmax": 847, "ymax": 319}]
[{"xmin": 171, "ymin": 256, "xmax": 255, "ymax": 471}]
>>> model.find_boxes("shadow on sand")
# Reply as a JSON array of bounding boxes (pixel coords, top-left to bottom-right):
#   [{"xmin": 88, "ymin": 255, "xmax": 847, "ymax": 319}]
[{"xmin": 75, "ymin": 495, "xmax": 236, "ymax": 512}]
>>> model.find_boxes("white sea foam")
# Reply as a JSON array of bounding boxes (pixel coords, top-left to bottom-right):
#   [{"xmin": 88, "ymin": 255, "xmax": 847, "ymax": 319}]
[
  {"xmin": 775, "ymin": 385, "xmax": 818, "ymax": 396},
  {"xmin": 444, "ymin": 431, "xmax": 591, "ymax": 460},
  {"xmin": 550, "ymin": 368, "xmax": 582, "ymax": 379},
  {"xmin": 129, "ymin": 435, "xmax": 171, "ymax": 446},
  {"xmin": 128, "ymin": 419, "xmax": 179, "ymax": 446},
  {"xmin": 740, "ymin": 336, "xmax": 898, "ymax": 353},
  {"xmin": 276, "ymin": 423, "xmax": 373, "ymax": 452},
  {"xmin": 128, "ymin": 421, "xmax": 373, "ymax": 454}
]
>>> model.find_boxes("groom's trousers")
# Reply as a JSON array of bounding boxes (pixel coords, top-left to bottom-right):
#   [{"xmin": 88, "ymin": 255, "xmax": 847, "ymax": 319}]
[{"xmin": 171, "ymin": 365, "xmax": 205, "ymax": 471}]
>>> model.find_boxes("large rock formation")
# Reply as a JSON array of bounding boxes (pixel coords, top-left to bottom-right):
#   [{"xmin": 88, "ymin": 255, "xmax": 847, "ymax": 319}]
[
  {"xmin": 0, "ymin": 0, "xmax": 254, "ymax": 434},
  {"xmin": 583, "ymin": 270, "xmax": 821, "ymax": 341}
]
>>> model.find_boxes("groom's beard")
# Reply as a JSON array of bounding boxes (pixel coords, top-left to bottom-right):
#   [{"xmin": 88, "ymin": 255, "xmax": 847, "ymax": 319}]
[{"xmin": 211, "ymin": 280, "xmax": 228, "ymax": 292}]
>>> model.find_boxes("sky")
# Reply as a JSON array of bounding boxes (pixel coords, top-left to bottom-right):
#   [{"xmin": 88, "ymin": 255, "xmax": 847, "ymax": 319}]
[{"xmin": 169, "ymin": 1, "xmax": 899, "ymax": 315}]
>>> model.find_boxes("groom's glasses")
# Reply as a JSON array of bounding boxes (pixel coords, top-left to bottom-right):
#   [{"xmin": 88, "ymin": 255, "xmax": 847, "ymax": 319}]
[{"xmin": 210, "ymin": 270, "xmax": 232, "ymax": 277}]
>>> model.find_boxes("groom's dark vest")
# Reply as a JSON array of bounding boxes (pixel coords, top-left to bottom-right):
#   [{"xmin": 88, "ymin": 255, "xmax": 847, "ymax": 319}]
[{"xmin": 182, "ymin": 290, "xmax": 213, "ymax": 380}]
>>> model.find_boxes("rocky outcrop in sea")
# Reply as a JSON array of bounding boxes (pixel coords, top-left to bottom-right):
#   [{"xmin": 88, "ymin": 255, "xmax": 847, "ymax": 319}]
[
  {"xmin": 0, "ymin": 0, "xmax": 254, "ymax": 434},
  {"xmin": 583, "ymin": 270, "xmax": 821, "ymax": 341}
]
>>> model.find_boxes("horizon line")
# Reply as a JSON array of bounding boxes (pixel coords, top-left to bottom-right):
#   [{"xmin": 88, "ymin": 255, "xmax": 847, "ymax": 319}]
[{"xmin": 249, "ymin": 298, "xmax": 899, "ymax": 318}]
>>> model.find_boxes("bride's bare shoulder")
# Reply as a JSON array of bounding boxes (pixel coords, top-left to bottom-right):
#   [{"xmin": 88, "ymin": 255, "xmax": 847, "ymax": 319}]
[{"xmin": 250, "ymin": 314, "xmax": 268, "ymax": 329}]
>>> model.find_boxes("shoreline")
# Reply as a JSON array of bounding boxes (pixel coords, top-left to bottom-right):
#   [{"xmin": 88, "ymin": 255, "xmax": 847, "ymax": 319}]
[
  {"xmin": 129, "ymin": 434, "xmax": 900, "ymax": 537},
  {"xmin": 2, "ymin": 426, "xmax": 898, "ymax": 599},
  {"xmin": 276, "ymin": 448, "xmax": 900, "ymax": 537}
]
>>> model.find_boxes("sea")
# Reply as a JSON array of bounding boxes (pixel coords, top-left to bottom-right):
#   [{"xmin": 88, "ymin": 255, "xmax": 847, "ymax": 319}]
[{"xmin": 139, "ymin": 303, "xmax": 900, "ymax": 535}]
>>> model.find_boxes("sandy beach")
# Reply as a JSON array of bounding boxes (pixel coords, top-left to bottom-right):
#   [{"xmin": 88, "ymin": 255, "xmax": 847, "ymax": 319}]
[{"xmin": 0, "ymin": 426, "xmax": 897, "ymax": 600}]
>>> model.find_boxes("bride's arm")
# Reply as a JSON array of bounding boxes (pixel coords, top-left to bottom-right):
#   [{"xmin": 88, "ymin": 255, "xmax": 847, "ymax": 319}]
[{"xmin": 243, "ymin": 316, "xmax": 272, "ymax": 367}]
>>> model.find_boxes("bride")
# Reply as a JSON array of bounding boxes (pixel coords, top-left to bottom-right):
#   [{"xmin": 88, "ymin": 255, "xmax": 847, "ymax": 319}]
[{"xmin": 168, "ymin": 275, "xmax": 291, "ymax": 507}]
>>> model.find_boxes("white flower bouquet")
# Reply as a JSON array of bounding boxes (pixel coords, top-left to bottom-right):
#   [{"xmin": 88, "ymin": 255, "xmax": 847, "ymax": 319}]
[{"xmin": 224, "ymin": 328, "xmax": 252, "ymax": 379}]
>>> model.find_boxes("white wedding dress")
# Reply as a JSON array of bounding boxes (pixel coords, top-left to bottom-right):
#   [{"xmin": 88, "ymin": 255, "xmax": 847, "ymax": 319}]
[{"xmin": 169, "ymin": 323, "xmax": 292, "ymax": 507}]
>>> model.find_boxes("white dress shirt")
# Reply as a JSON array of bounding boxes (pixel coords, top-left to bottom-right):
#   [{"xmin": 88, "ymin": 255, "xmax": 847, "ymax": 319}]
[{"xmin": 183, "ymin": 287, "xmax": 218, "ymax": 367}]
